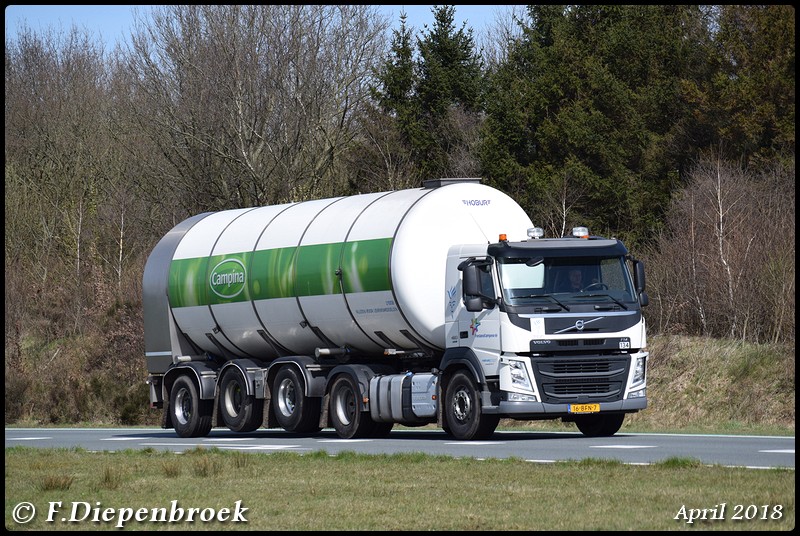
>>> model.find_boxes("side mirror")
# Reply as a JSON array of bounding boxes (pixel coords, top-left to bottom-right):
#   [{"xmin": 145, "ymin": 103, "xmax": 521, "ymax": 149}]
[
  {"xmin": 464, "ymin": 296, "xmax": 484, "ymax": 312},
  {"xmin": 633, "ymin": 260, "xmax": 648, "ymax": 307},
  {"xmin": 634, "ymin": 260, "xmax": 646, "ymax": 293},
  {"xmin": 458, "ymin": 259, "xmax": 495, "ymax": 311},
  {"xmin": 462, "ymin": 263, "xmax": 482, "ymax": 297}
]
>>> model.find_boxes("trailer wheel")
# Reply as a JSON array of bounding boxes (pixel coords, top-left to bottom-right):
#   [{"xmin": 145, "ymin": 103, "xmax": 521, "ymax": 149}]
[
  {"xmin": 329, "ymin": 374, "xmax": 374, "ymax": 439},
  {"xmin": 574, "ymin": 413, "xmax": 625, "ymax": 437},
  {"xmin": 272, "ymin": 367, "xmax": 321, "ymax": 434},
  {"xmin": 218, "ymin": 368, "xmax": 263, "ymax": 433},
  {"xmin": 170, "ymin": 375, "xmax": 213, "ymax": 438},
  {"xmin": 444, "ymin": 370, "xmax": 499, "ymax": 440},
  {"xmin": 369, "ymin": 422, "xmax": 394, "ymax": 438}
]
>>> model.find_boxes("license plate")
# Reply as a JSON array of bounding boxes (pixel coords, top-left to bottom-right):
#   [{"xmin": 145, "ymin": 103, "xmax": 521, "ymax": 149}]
[{"xmin": 569, "ymin": 403, "xmax": 600, "ymax": 414}]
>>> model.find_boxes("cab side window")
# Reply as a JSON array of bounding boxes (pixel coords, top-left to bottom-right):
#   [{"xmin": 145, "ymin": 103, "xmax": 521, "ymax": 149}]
[{"xmin": 479, "ymin": 266, "xmax": 495, "ymax": 297}]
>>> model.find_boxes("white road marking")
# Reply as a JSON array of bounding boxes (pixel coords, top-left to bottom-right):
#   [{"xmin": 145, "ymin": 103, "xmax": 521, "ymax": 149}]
[
  {"xmin": 317, "ymin": 439, "xmax": 373, "ymax": 443},
  {"xmin": 759, "ymin": 449, "xmax": 794, "ymax": 454},
  {"xmin": 101, "ymin": 437, "xmax": 149, "ymax": 440},
  {"xmin": 7, "ymin": 437, "xmax": 52, "ymax": 441},
  {"xmin": 445, "ymin": 442, "xmax": 505, "ymax": 446},
  {"xmin": 202, "ymin": 438, "xmax": 257, "ymax": 442},
  {"xmin": 216, "ymin": 445, "xmax": 304, "ymax": 450},
  {"xmin": 590, "ymin": 445, "xmax": 657, "ymax": 449},
  {"xmin": 139, "ymin": 442, "xmax": 213, "ymax": 448}
]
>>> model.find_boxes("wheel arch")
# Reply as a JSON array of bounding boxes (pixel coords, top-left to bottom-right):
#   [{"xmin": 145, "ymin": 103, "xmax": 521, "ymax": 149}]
[
  {"xmin": 163, "ymin": 361, "xmax": 220, "ymax": 402},
  {"xmin": 440, "ymin": 348, "xmax": 486, "ymax": 386},
  {"xmin": 217, "ymin": 359, "xmax": 267, "ymax": 398},
  {"xmin": 266, "ymin": 356, "xmax": 326, "ymax": 398}
]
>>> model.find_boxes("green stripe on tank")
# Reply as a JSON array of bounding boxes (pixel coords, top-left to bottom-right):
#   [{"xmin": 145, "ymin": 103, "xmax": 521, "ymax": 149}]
[
  {"xmin": 168, "ymin": 256, "xmax": 210, "ymax": 307},
  {"xmin": 168, "ymin": 238, "xmax": 393, "ymax": 308},
  {"xmin": 250, "ymin": 247, "xmax": 297, "ymax": 300},
  {"xmin": 296, "ymin": 242, "xmax": 343, "ymax": 297},
  {"xmin": 341, "ymin": 238, "xmax": 392, "ymax": 293}
]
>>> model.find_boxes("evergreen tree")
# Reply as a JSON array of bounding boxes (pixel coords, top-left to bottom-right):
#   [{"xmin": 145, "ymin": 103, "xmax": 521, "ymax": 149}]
[
  {"xmin": 415, "ymin": 5, "xmax": 484, "ymax": 178},
  {"xmin": 711, "ymin": 5, "xmax": 795, "ymax": 169},
  {"xmin": 372, "ymin": 6, "xmax": 485, "ymax": 182},
  {"xmin": 480, "ymin": 5, "xmax": 713, "ymax": 245},
  {"xmin": 374, "ymin": 12, "xmax": 420, "ymax": 141}
]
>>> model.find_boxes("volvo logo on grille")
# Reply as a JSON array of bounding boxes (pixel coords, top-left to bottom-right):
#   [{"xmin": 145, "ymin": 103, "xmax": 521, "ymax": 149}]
[{"xmin": 554, "ymin": 316, "xmax": 604, "ymax": 334}]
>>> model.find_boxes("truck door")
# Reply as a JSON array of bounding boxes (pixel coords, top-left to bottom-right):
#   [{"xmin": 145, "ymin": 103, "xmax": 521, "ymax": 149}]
[{"xmin": 457, "ymin": 259, "xmax": 502, "ymax": 366}]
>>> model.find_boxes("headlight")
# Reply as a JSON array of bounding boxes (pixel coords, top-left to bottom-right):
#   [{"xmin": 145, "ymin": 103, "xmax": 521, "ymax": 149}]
[
  {"xmin": 508, "ymin": 392, "xmax": 538, "ymax": 402},
  {"xmin": 627, "ymin": 388, "xmax": 646, "ymax": 399},
  {"xmin": 509, "ymin": 360, "xmax": 532, "ymax": 391},
  {"xmin": 632, "ymin": 355, "xmax": 646, "ymax": 386}
]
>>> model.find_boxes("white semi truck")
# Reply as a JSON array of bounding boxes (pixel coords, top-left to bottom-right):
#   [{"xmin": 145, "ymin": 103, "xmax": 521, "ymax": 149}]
[{"xmin": 143, "ymin": 178, "xmax": 649, "ymax": 440}]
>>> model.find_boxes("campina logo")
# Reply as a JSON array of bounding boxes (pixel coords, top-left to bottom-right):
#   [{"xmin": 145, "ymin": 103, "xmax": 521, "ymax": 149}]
[{"xmin": 209, "ymin": 258, "xmax": 247, "ymax": 298}]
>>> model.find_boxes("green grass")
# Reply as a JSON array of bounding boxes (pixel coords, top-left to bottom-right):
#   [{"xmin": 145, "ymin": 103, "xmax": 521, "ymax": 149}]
[
  {"xmin": 5, "ymin": 335, "xmax": 795, "ymax": 530},
  {"xmin": 4, "ymin": 447, "xmax": 795, "ymax": 531}
]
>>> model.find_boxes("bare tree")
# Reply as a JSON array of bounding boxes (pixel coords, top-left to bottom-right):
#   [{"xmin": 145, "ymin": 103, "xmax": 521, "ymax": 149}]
[
  {"xmin": 643, "ymin": 153, "xmax": 795, "ymax": 343},
  {"xmin": 5, "ymin": 26, "xmax": 114, "ymax": 330},
  {"xmin": 125, "ymin": 5, "xmax": 389, "ymax": 212}
]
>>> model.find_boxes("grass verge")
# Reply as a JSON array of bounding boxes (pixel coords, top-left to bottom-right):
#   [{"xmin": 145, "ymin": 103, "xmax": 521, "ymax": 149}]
[{"xmin": 5, "ymin": 447, "xmax": 795, "ymax": 531}]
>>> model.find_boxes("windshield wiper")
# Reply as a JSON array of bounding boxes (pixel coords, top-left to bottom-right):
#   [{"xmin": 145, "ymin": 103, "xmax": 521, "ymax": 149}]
[
  {"xmin": 582, "ymin": 293, "xmax": 629, "ymax": 310},
  {"xmin": 524, "ymin": 294, "xmax": 570, "ymax": 312}
]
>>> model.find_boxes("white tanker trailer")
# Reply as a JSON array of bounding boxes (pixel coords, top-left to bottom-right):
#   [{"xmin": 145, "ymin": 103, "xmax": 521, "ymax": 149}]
[{"xmin": 144, "ymin": 178, "xmax": 649, "ymax": 440}]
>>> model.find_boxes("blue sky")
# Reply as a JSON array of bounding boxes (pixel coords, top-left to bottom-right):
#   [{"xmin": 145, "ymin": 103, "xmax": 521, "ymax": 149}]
[{"xmin": 5, "ymin": 5, "xmax": 516, "ymax": 51}]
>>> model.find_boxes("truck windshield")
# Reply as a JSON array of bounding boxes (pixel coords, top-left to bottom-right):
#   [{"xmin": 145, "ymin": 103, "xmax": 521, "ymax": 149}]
[{"xmin": 497, "ymin": 256, "xmax": 635, "ymax": 307}]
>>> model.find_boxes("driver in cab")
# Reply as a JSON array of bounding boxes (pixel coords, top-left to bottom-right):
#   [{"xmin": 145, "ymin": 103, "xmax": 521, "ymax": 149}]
[
  {"xmin": 567, "ymin": 268, "xmax": 584, "ymax": 292},
  {"xmin": 556, "ymin": 268, "xmax": 586, "ymax": 292}
]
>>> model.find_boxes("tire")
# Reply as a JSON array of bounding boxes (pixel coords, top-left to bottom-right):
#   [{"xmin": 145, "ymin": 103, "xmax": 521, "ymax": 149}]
[
  {"xmin": 218, "ymin": 367, "xmax": 263, "ymax": 433},
  {"xmin": 441, "ymin": 420, "xmax": 453, "ymax": 437},
  {"xmin": 369, "ymin": 421, "xmax": 394, "ymax": 438},
  {"xmin": 444, "ymin": 370, "xmax": 499, "ymax": 440},
  {"xmin": 170, "ymin": 375, "xmax": 213, "ymax": 438},
  {"xmin": 272, "ymin": 367, "xmax": 321, "ymax": 434},
  {"xmin": 329, "ymin": 374, "xmax": 374, "ymax": 439},
  {"xmin": 574, "ymin": 413, "xmax": 625, "ymax": 437}
]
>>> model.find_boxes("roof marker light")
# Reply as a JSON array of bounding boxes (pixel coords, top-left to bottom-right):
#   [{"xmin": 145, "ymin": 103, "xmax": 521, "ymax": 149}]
[
  {"xmin": 527, "ymin": 227, "xmax": 544, "ymax": 239},
  {"xmin": 499, "ymin": 233, "xmax": 508, "ymax": 242},
  {"xmin": 572, "ymin": 226, "xmax": 590, "ymax": 239}
]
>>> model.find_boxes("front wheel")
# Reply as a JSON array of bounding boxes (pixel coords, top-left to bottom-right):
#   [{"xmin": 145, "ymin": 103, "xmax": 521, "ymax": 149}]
[
  {"xmin": 574, "ymin": 413, "xmax": 625, "ymax": 437},
  {"xmin": 170, "ymin": 375, "xmax": 213, "ymax": 438},
  {"xmin": 444, "ymin": 370, "xmax": 498, "ymax": 440}
]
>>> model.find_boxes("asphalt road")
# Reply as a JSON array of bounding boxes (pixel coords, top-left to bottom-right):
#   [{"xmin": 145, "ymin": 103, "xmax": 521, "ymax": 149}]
[{"xmin": 5, "ymin": 427, "xmax": 795, "ymax": 469}]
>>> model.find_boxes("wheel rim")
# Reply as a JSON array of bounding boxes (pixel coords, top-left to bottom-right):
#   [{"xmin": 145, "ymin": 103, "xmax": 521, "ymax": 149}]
[
  {"xmin": 334, "ymin": 385, "xmax": 355, "ymax": 426},
  {"xmin": 224, "ymin": 381, "xmax": 243, "ymax": 417},
  {"xmin": 174, "ymin": 387, "xmax": 191, "ymax": 425},
  {"xmin": 452, "ymin": 387, "xmax": 472, "ymax": 423},
  {"xmin": 277, "ymin": 378, "xmax": 296, "ymax": 417}
]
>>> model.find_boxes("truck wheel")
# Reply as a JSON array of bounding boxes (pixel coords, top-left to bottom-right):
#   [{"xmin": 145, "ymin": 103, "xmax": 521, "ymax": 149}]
[
  {"xmin": 170, "ymin": 375, "xmax": 213, "ymax": 438},
  {"xmin": 574, "ymin": 413, "xmax": 625, "ymax": 437},
  {"xmin": 369, "ymin": 422, "xmax": 394, "ymax": 438},
  {"xmin": 218, "ymin": 367, "xmax": 263, "ymax": 433},
  {"xmin": 329, "ymin": 374, "xmax": 374, "ymax": 439},
  {"xmin": 272, "ymin": 367, "xmax": 321, "ymax": 434},
  {"xmin": 444, "ymin": 370, "xmax": 499, "ymax": 440}
]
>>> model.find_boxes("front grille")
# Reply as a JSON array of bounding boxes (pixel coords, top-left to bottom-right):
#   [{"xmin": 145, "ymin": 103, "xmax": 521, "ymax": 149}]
[
  {"xmin": 533, "ymin": 356, "xmax": 629, "ymax": 404},
  {"xmin": 551, "ymin": 382, "xmax": 621, "ymax": 397},
  {"xmin": 556, "ymin": 339, "xmax": 607, "ymax": 347},
  {"xmin": 551, "ymin": 361, "xmax": 614, "ymax": 374}
]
